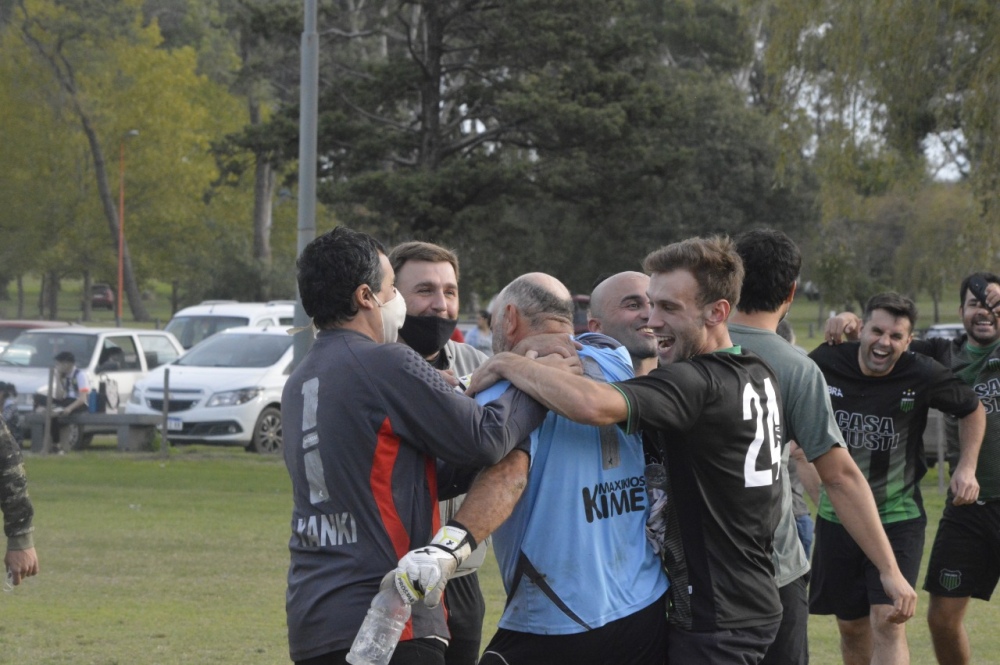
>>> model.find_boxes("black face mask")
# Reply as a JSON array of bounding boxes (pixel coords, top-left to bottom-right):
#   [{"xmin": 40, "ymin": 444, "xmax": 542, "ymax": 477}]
[{"xmin": 400, "ymin": 314, "xmax": 458, "ymax": 357}]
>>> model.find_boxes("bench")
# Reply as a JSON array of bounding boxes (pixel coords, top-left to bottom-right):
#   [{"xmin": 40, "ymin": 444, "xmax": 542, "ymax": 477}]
[{"xmin": 24, "ymin": 412, "xmax": 163, "ymax": 452}]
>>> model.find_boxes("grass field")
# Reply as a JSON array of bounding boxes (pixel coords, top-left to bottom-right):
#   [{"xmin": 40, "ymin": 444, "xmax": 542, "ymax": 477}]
[{"xmin": 4, "ymin": 442, "xmax": 999, "ymax": 664}]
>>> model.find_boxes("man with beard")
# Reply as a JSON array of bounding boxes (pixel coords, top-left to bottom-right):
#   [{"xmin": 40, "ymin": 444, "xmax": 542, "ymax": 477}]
[
  {"xmin": 282, "ymin": 228, "xmax": 547, "ymax": 665},
  {"xmin": 387, "ymin": 241, "xmax": 490, "ymax": 665},
  {"xmin": 811, "ymin": 292, "xmax": 983, "ymax": 665},
  {"xmin": 588, "ymin": 272, "xmax": 658, "ymax": 377},
  {"xmin": 461, "ymin": 237, "xmax": 786, "ymax": 663},
  {"xmin": 827, "ymin": 272, "xmax": 1000, "ymax": 665},
  {"xmin": 731, "ymin": 229, "xmax": 918, "ymax": 665},
  {"xmin": 393, "ymin": 272, "xmax": 668, "ymax": 665}
]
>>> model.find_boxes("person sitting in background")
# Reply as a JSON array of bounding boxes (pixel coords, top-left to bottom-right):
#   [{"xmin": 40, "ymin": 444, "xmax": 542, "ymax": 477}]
[
  {"xmin": 463, "ymin": 310, "xmax": 494, "ymax": 357},
  {"xmin": 33, "ymin": 351, "xmax": 89, "ymax": 453}
]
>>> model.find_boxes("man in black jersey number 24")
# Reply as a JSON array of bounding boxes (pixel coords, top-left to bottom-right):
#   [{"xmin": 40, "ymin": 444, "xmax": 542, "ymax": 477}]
[{"xmin": 468, "ymin": 236, "xmax": 785, "ymax": 664}]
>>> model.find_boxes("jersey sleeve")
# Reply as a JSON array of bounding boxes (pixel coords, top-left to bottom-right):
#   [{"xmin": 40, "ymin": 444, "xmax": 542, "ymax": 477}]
[
  {"xmin": 787, "ymin": 345, "xmax": 848, "ymax": 462},
  {"xmin": 611, "ymin": 362, "xmax": 710, "ymax": 435},
  {"xmin": 909, "ymin": 337, "xmax": 952, "ymax": 365},
  {"xmin": 923, "ymin": 356, "xmax": 981, "ymax": 418},
  {"xmin": 372, "ymin": 345, "xmax": 546, "ymax": 467},
  {"xmin": 0, "ymin": 420, "xmax": 34, "ymax": 548},
  {"xmin": 76, "ymin": 369, "xmax": 90, "ymax": 394}
]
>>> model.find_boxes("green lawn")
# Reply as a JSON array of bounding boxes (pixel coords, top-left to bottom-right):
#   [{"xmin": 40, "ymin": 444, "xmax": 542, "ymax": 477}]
[{"xmin": 5, "ymin": 441, "xmax": 998, "ymax": 664}]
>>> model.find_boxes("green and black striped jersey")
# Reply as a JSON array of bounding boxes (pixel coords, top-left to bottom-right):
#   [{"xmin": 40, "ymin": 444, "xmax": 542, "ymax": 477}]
[{"xmin": 811, "ymin": 342, "xmax": 979, "ymax": 523}]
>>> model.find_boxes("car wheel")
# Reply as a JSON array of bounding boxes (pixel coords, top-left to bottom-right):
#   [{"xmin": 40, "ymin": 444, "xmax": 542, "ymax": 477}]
[
  {"xmin": 249, "ymin": 406, "xmax": 282, "ymax": 454},
  {"xmin": 67, "ymin": 426, "xmax": 94, "ymax": 451}
]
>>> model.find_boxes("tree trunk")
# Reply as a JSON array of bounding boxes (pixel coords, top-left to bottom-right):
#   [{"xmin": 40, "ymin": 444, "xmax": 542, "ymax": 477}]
[
  {"xmin": 81, "ymin": 269, "xmax": 92, "ymax": 322},
  {"xmin": 77, "ymin": 112, "xmax": 150, "ymax": 322},
  {"xmin": 16, "ymin": 275, "xmax": 24, "ymax": 318}
]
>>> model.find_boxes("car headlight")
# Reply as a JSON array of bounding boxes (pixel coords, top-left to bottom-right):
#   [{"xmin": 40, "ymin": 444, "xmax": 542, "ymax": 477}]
[
  {"xmin": 129, "ymin": 388, "xmax": 142, "ymax": 405},
  {"xmin": 206, "ymin": 388, "xmax": 262, "ymax": 407}
]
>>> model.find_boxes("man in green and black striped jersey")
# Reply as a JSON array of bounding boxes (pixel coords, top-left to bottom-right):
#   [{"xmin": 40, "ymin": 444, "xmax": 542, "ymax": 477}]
[{"xmin": 813, "ymin": 292, "xmax": 984, "ymax": 665}]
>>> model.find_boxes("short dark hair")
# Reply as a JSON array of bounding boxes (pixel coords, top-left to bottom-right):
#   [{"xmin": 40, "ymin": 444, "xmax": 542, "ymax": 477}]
[
  {"xmin": 863, "ymin": 292, "xmax": 918, "ymax": 330},
  {"xmin": 642, "ymin": 236, "xmax": 743, "ymax": 309},
  {"xmin": 960, "ymin": 272, "xmax": 1000, "ymax": 306},
  {"xmin": 388, "ymin": 241, "xmax": 460, "ymax": 282},
  {"xmin": 734, "ymin": 228, "xmax": 801, "ymax": 314},
  {"xmin": 55, "ymin": 351, "xmax": 75, "ymax": 363},
  {"xmin": 297, "ymin": 227, "xmax": 386, "ymax": 328}
]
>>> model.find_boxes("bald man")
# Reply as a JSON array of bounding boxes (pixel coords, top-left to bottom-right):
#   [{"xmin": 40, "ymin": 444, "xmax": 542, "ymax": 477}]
[
  {"xmin": 588, "ymin": 272, "xmax": 658, "ymax": 377},
  {"xmin": 393, "ymin": 272, "xmax": 668, "ymax": 665}
]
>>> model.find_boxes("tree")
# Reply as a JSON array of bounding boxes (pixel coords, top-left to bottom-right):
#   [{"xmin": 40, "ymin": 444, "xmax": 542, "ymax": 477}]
[
  {"xmin": 7, "ymin": 0, "xmax": 247, "ymax": 318},
  {"xmin": 229, "ymin": 0, "xmax": 817, "ymax": 297}
]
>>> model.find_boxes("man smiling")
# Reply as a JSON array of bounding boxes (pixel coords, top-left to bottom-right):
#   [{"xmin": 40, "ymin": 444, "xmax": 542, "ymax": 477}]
[
  {"xmin": 587, "ymin": 272, "xmax": 657, "ymax": 376},
  {"xmin": 810, "ymin": 292, "xmax": 984, "ymax": 665}
]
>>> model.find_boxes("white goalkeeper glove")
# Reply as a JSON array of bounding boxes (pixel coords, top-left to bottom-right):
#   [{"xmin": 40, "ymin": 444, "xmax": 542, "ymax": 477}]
[{"xmin": 390, "ymin": 521, "xmax": 475, "ymax": 608}]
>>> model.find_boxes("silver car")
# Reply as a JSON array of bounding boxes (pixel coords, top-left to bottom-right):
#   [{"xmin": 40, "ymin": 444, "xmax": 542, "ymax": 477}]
[{"xmin": 125, "ymin": 326, "xmax": 292, "ymax": 454}]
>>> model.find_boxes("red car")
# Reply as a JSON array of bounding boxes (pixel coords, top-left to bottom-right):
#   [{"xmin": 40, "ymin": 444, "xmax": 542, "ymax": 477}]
[{"xmin": 88, "ymin": 284, "xmax": 116, "ymax": 311}]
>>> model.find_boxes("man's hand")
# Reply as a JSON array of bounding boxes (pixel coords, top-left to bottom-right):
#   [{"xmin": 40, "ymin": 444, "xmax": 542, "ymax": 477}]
[
  {"xmin": 391, "ymin": 522, "xmax": 474, "ymax": 607},
  {"xmin": 950, "ymin": 463, "xmax": 981, "ymax": 505},
  {"xmin": 511, "ymin": 333, "xmax": 580, "ymax": 360},
  {"xmin": 466, "ymin": 354, "xmax": 510, "ymax": 396},
  {"xmin": 879, "ymin": 569, "xmax": 917, "ymax": 624},
  {"xmin": 824, "ymin": 313, "xmax": 862, "ymax": 344},
  {"xmin": 5, "ymin": 547, "xmax": 39, "ymax": 586}
]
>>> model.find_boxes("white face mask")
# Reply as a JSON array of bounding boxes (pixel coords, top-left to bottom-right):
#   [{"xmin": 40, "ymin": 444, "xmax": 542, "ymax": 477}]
[{"xmin": 372, "ymin": 287, "xmax": 407, "ymax": 344}]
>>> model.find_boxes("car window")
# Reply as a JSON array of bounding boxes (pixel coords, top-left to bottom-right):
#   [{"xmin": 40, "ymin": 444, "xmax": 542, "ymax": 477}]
[
  {"xmin": 0, "ymin": 327, "xmax": 26, "ymax": 343},
  {"xmin": 279, "ymin": 316, "xmax": 294, "ymax": 326},
  {"xmin": 100, "ymin": 336, "xmax": 141, "ymax": 372},
  {"xmin": 176, "ymin": 334, "xmax": 293, "ymax": 368},
  {"xmin": 139, "ymin": 334, "xmax": 181, "ymax": 369},
  {"xmin": 0, "ymin": 332, "xmax": 98, "ymax": 368},
  {"xmin": 165, "ymin": 315, "xmax": 250, "ymax": 349}
]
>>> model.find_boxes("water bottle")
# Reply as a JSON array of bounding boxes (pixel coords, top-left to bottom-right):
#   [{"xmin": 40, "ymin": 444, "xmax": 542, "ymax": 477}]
[{"xmin": 346, "ymin": 587, "xmax": 412, "ymax": 665}]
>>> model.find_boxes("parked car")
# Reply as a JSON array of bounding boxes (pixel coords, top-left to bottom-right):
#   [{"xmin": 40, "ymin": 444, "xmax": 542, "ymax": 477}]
[
  {"xmin": 923, "ymin": 323, "xmax": 965, "ymax": 341},
  {"xmin": 165, "ymin": 300, "xmax": 295, "ymax": 349},
  {"xmin": 126, "ymin": 326, "xmax": 292, "ymax": 454},
  {"xmin": 0, "ymin": 327, "xmax": 184, "ymax": 448},
  {"xmin": 0, "ymin": 319, "xmax": 79, "ymax": 353},
  {"xmin": 86, "ymin": 283, "xmax": 116, "ymax": 311}
]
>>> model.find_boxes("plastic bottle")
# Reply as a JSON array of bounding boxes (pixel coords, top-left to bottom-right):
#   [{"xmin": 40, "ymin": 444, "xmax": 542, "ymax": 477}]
[{"xmin": 346, "ymin": 587, "xmax": 412, "ymax": 665}]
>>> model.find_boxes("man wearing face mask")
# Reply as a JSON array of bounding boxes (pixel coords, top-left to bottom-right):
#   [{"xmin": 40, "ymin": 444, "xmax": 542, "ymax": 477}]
[
  {"xmin": 282, "ymin": 228, "xmax": 548, "ymax": 665},
  {"xmin": 388, "ymin": 241, "xmax": 491, "ymax": 665}
]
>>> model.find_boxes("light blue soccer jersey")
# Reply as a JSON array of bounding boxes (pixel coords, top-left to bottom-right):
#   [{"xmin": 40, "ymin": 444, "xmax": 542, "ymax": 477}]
[{"xmin": 477, "ymin": 339, "xmax": 668, "ymax": 634}]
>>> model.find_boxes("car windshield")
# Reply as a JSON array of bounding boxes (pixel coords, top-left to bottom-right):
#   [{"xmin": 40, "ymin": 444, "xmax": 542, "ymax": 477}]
[
  {"xmin": 165, "ymin": 315, "xmax": 250, "ymax": 349},
  {"xmin": 0, "ymin": 328, "xmax": 26, "ymax": 343},
  {"xmin": 175, "ymin": 334, "xmax": 292, "ymax": 368},
  {"xmin": 0, "ymin": 332, "xmax": 98, "ymax": 368}
]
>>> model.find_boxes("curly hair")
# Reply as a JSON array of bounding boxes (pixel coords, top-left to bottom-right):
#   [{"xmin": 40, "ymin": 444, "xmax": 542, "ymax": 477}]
[{"xmin": 297, "ymin": 227, "xmax": 386, "ymax": 328}]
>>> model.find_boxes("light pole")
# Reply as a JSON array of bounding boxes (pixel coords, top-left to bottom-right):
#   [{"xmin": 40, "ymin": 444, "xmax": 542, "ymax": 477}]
[{"xmin": 116, "ymin": 129, "xmax": 139, "ymax": 327}]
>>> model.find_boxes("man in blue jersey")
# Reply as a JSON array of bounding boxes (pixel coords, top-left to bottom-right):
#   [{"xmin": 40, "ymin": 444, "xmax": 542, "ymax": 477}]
[
  {"xmin": 452, "ymin": 237, "xmax": 785, "ymax": 663},
  {"xmin": 393, "ymin": 272, "xmax": 668, "ymax": 665}
]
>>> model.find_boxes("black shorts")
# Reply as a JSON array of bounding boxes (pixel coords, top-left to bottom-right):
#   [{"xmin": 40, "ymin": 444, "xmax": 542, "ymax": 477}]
[
  {"xmin": 923, "ymin": 497, "xmax": 1000, "ymax": 601},
  {"xmin": 667, "ymin": 620, "xmax": 780, "ymax": 665},
  {"xmin": 478, "ymin": 594, "xmax": 666, "ymax": 665},
  {"xmin": 760, "ymin": 574, "xmax": 808, "ymax": 665},
  {"xmin": 809, "ymin": 516, "xmax": 925, "ymax": 621}
]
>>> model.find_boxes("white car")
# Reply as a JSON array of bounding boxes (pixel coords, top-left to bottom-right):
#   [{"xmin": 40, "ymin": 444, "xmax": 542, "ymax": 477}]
[
  {"xmin": 125, "ymin": 326, "xmax": 293, "ymax": 453},
  {"xmin": 164, "ymin": 300, "xmax": 295, "ymax": 349},
  {"xmin": 0, "ymin": 327, "xmax": 184, "ymax": 447}
]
